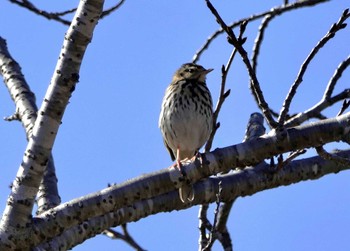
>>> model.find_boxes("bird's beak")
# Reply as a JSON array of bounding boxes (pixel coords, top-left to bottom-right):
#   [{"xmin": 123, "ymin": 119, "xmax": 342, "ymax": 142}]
[{"xmin": 204, "ymin": 68, "xmax": 214, "ymax": 74}]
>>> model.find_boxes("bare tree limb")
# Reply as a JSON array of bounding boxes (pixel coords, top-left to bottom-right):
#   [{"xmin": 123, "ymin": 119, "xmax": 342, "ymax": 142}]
[
  {"xmin": 193, "ymin": 0, "xmax": 329, "ymax": 62},
  {"xmin": 277, "ymin": 8, "xmax": 350, "ymax": 126},
  {"xmin": 285, "ymin": 89, "xmax": 350, "ymax": 127},
  {"xmin": 337, "ymin": 99, "xmax": 350, "ymax": 116},
  {"xmin": 324, "ymin": 54, "xmax": 350, "ymax": 100},
  {"xmin": 0, "ymin": 37, "xmax": 37, "ymax": 136},
  {"xmin": 0, "ymin": 0, "xmax": 105, "ymax": 249},
  {"xmin": 205, "ymin": 0, "xmax": 278, "ymax": 128},
  {"xmin": 198, "ymin": 204, "xmax": 212, "ymax": 250},
  {"xmin": 36, "ymin": 155, "xmax": 60, "ymax": 215},
  {"xmin": 0, "ymin": 37, "xmax": 60, "ymax": 215},
  {"xmin": 285, "ymin": 55, "xmax": 350, "ymax": 127},
  {"xmin": 30, "ymin": 112, "xmax": 350, "ymax": 248},
  {"xmin": 204, "ymin": 22, "xmax": 247, "ymax": 152},
  {"xmin": 202, "ymin": 181, "xmax": 224, "ymax": 251},
  {"xmin": 208, "ymin": 113, "xmax": 266, "ymax": 250},
  {"xmin": 251, "ymin": 14, "xmax": 274, "ymax": 73},
  {"xmin": 9, "ymin": 0, "xmax": 72, "ymax": 25},
  {"xmin": 8, "ymin": 0, "xmax": 125, "ymax": 26},
  {"xmin": 276, "ymin": 149, "xmax": 307, "ymax": 169},
  {"xmin": 35, "ymin": 147, "xmax": 350, "ymax": 249},
  {"xmin": 100, "ymin": 0, "xmax": 126, "ymax": 19},
  {"xmin": 199, "ymin": 23, "xmax": 247, "ymax": 250},
  {"xmin": 102, "ymin": 224, "xmax": 146, "ymax": 251}
]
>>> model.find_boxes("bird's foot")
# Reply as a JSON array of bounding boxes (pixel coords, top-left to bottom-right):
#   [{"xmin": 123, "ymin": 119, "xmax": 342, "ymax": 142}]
[{"xmin": 168, "ymin": 159, "xmax": 194, "ymax": 203}]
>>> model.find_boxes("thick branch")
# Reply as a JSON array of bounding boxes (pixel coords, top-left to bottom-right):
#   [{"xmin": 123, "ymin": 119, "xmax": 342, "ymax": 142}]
[
  {"xmin": 0, "ymin": 37, "xmax": 37, "ymax": 136},
  {"xmin": 0, "ymin": 38, "xmax": 60, "ymax": 215},
  {"xmin": 31, "ymin": 112, "xmax": 350, "ymax": 245},
  {"xmin": 0, "ymin": 0, "xmax": 105, "ymax": 249},
  {"xmin": 36, "ymin": 148, "xmax": 350, "ymax": 249}
]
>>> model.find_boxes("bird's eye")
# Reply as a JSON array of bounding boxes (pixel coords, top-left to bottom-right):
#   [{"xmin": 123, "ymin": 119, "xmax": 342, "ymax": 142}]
[{"xmin": 185, "ymin": 68, "xmax": 193, "ymax": 73}]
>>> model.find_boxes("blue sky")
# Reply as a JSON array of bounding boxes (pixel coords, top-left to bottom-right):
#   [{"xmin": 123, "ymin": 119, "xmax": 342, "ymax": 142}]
[{"xmin": 1, "ymin": 0, "xmax": 350, "ymax": 250}]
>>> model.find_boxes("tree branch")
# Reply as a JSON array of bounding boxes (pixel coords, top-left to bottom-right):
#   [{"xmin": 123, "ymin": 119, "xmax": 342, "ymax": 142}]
[
  {"xmin": 205, "ymin": 0, "xmax": 278, "ymax": 128},
  {"xmin": 251, "ymin": 14, "xmax": 274, "ymax": 74},
  {"xmin": 277, "ymin": 8, "xmax": 350, "ymax": 126},
  {"xmin": 200, "ymin": 23, "xmax": 246, "ymax": 249},
  {"xmin": 0, "ymin": 0, "xmax": 105, "ymax": 249},
  {"xmin": 204, "ymin": 22, "xmax": 247, "ymax": 152},
  {"xmin": 102, "ymin": 224, "xmax": 146, "ymax": 251},
  {"xmin": 9, "ymin": 0, "xmax": 125, "ymax": 26},
  {"xmin": 35, "ymin": 147, "xmax": 350, "ymax": 249},
  {"xmin": 30, "ymin": 112, "xmax": 350, "ymax": 247},
  {"xmin": 0, "ymin": 37, "xmax": 60, "ymax": 215},
  {"xmin": 100, "ymin": 0, "xmax": 126, "ymax": 19},
  {"xmin": 198, "ymin": 204, "xmax": 212, "ymax": 249},
  {"xmin": 209, "ymin": 113, "xmax": 266, "ymax": 250},
  {"xmin": 0, "ymin": 37, "xmax": 37, "ymax": 137},
  {"xmin": 285, "ymin": 55, "xmax": 350, "ymax": 127},
  {"xmin": 9, "ymin": 0, "xmax": 72, "ymax": 25},
  {"xmin": 193, "ymin": 0, "xmax": 329, "ymax": 62},
  {"xmin": 324, "ymin": 54, "xmax": 350, "ymax": 100}
]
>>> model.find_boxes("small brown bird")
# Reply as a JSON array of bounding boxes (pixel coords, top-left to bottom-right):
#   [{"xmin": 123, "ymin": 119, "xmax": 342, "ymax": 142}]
[{"xmin": 159, "ymin": 63, "xmax": 213, "ymax": 202}]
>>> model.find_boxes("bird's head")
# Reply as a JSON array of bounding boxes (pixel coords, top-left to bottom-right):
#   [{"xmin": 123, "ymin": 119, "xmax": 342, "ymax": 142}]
[{"xmin": 173, "ymin": 63, "xmax": 213, "ymax": 82}]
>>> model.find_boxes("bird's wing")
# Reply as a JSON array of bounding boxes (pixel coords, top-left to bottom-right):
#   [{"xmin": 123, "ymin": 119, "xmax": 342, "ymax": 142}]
[{"xmin": 163, "ymin": 139, "xmax": 176, "ymax": 161}]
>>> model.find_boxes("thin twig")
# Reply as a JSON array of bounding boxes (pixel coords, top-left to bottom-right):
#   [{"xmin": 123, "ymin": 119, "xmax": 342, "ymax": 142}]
[
  {"xmin": 337, "ymin": 100, "xmax": 350, "ymax": 116},
  {"xmin": 199, "ymin": 24, "xmax": 246, "ymax": 249},
  {"xmin": 206, "ymin": 113, "xmax": 265, "ymax": 250},
  {"xmin": 202, "ymin": 181, "xmax": 223, "ymax": 251},
  {"xmin": 324, "ymin": 54, "xmax": 350, "ymax": 100},
  {"xmin": 285, "ymin": 54, "xmax": 350, "ymax": 127},
  {"xmin": 205, "ymin": 0, "xmax": 277, "ymax": 128},
  {"xmin": 252, "ymin": 14, "xmax": 274, "ymax": 73},
  {"xmin": 277, "ymin": 8, "xmax": 350, "ymax": 126},
  {"xmin": 100, "ymin": 0, "xmax": 126, "ymax": 18},
  {"xmin": 276, "ymin": 149, "xmax": 307, "ymax": 169},
  {"xmin": 51, "ymin": 8, "xmax": 76, "ymax": 17},
  {"xmin": 193, "ymin": 0, "xmax": 329, "ymax": 62},
  {"xmin": 285, "ymin": 88, "xmax": 350, "ymax": 127},
  {"xmin": 9, "ymin": 0, "xmax": 71, "ymax": 25},
  {"xmin": 204, "ymin": 22, "xmax": 247, "ymax": 152},
  {"xmin": 103, "ymin": 224, "xmax": 146, "ymax": 251},
  {"xmin": 9, "ymin": 0, "xmax": 126, "ymax": 26}
]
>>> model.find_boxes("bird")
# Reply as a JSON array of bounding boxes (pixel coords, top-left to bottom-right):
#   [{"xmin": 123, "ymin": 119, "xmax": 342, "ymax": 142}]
[{"xmin": 159, "ymin": 63, "xmax": 213, "ymax": 202}]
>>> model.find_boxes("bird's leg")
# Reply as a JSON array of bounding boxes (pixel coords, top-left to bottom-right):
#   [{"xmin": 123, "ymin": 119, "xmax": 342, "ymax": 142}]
[
  {"xmin": 175, "ymin": 148, "xmax": 194, "ymax": 203},
  {"xmin": 176, "ymin": 148, "xmax": 182, "ymax": 170},
  {"xmin": 176, "ymin": 148, "xmax": 187, "ymax": 177},
  {"xmin": 168, "ymin": 148, "xmax": 183, "ymax": 172}
]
